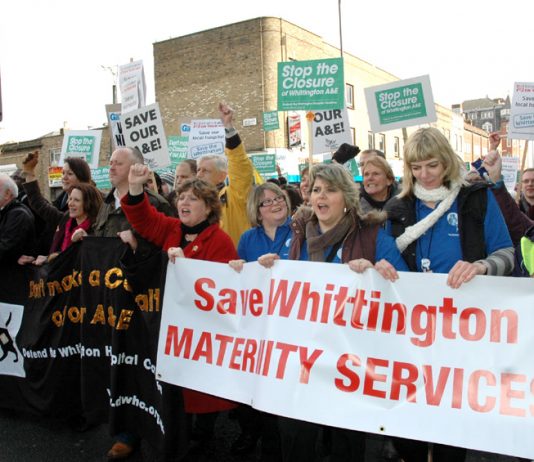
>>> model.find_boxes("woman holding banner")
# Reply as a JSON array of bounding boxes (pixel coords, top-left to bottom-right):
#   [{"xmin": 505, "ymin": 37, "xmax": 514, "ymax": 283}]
[
  {"xmin": 120, "ymin": 163, "xmax": 238, "ymax": 458},
  {"xmin": 379, "ymin": 127, "xmax": 514, "ymax": 462},
  {"xmin": 228, "ymin": 181, "xmax": 293, "ymax": 458},
  {"xmin": 256, "ymin": 162, "xmax": 407, "ymax": 462}
]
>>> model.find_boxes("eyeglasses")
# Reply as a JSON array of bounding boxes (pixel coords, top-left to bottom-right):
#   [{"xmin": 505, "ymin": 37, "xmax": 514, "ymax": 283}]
[{"xmin": 259, "ymin": 195, "xmax": 285, "ymax": 208}]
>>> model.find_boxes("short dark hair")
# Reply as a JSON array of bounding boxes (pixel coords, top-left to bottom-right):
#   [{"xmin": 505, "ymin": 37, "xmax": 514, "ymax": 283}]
[
  {"xmin": 281, "ymin": 183, "xmax": 303, "ymax": 215},
  {"xmin": 176, "ymin": 179, "xmax": 221, "ymax": 225},
  {"xmin": 64, "ymin": 157, "xmax": 91, "ymax": 183}
]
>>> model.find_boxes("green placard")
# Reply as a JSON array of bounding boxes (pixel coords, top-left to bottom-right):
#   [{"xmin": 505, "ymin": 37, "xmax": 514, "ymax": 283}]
[
  {"xmin": 91, "ymin": 166, "xmax": 112, "ymax": 191},
  {"xmin": 262, "ymin": 111, "xmax": 280, "ymax": 132},
  {"xmin": 66, "ymin": 135, "xmax": 97, "ymax": 165},
  {"xmin": 250, "ymin": 154, "xmax": 276, "ymax": 175},
  {"xmin": 156, "ymin": 136, "xmax": 188, "ymax": 175},
  {"xmin": 346, "ymin": 158, "xmax": 360, "ymax": 177},
  {"xmin": 277, "ymin": 58, "xmax": 344, "ymax": 111},
  {"xmin": 375, "ymin": 83, "xmax": 427, "ymax": 125}
]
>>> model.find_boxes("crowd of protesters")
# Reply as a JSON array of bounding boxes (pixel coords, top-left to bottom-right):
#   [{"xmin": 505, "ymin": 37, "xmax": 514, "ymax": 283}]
[{"xmin": 2, "ymin": 101, "xmax": 533, "ymax": 462}]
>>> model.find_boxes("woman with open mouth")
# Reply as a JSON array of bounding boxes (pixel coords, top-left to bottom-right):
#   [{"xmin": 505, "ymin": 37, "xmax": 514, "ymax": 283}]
[
  {"xmin": 253, "ymin": 162, "xmax": 407, "ymax": 462},
  {"xmin": 121, "ymin": 162, "xmax": 238, "ymax": 456}
]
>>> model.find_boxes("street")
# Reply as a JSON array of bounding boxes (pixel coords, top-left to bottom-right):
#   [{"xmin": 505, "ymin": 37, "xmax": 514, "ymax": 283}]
[{"xmin": 0, "ymin": 409, "xmax": 524, "ymax": 462}]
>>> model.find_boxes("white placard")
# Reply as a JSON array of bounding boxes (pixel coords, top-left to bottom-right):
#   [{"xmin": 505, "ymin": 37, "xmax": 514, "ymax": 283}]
[
  {"xmin": 187, "ymin": 119, "xmax": 225, "ymax": 160},
  {"xmin": 121, "ymin": 103, "xmax": 170, "ymax": 169},
  {"xmin": 508, "ymin": 82, "xmax": 534, "ymax": 140},
  {"xmin": 501, "ymin": 156, "xmax": 520, "ymax": 194},
  {"xmin": 312, "ymin": 108, "xmax": 352, "ymax": 154},
  {"xmin": 119, "ymin": 60, "xmax": 147, "ymax": 114}
]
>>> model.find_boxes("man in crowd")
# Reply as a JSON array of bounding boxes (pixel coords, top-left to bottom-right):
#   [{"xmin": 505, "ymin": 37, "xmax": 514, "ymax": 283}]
[
  {"xmin": 93, "ymin": 146, "xmax": 173, "ymax": 238},
  {"xmin": 196, "ymin": 103, "xmax": 254, "ymax": 245},
  {"xmin": 519, "ymin": 168, "xmax": 534, "ymax": 219},
  {"xmin": 0, "ymin": 173, "xmax": 35, "ymax": 265}
]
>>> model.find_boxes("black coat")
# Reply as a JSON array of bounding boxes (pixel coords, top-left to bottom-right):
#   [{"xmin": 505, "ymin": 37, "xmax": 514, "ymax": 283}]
[{"xmin": 0, "ymin": 199, "xmax": 36, "ymax": 264}]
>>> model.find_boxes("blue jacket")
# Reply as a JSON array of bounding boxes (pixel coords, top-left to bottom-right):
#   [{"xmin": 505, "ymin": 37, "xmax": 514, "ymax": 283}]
[{"xmin": 237, "ymin": 218, "xmax": 292, "ymax": 262}]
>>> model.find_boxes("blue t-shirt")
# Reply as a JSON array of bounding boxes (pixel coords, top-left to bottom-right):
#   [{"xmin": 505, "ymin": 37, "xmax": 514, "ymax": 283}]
[
  {"xmin": 237, "ymin": 218, "xmax": 292, "ymax": 262},
  {"xmin": 386, "ymin": 190, "xmax": 512, "ymax": 273}
]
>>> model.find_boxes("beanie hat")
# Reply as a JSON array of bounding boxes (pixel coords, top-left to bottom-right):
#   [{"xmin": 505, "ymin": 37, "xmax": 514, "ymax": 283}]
[
  {"xmin": 160, "ymin": 172, "xmax": 175, "ymax": 187},
  {"xmin": 332, "ymin": 143, "xmax": 360, "ymax": 165}
]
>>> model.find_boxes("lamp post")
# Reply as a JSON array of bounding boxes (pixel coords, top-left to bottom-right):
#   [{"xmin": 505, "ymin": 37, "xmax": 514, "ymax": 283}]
[
  {"xmin": 338, "ymin": 0, "xmax": 343, "ymax": 57},
  {"xmin": 100, "ymin": 65, "xmax": 117, "ymax": 104}
]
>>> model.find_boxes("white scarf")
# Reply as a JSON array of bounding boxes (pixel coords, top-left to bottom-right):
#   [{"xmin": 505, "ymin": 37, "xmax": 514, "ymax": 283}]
[{"xmin": 395, "ymin": 181, "xmax": 462, "ymax": 252}]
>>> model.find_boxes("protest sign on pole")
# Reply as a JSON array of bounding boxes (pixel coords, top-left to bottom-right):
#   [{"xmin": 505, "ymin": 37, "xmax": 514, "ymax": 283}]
[
  {"xmin": 157, "ymin": 259, "xmax": 534, "ymax": 459},
  {"xmin": 187, "ymin": 119, "xmax": 225, "ymax": 160},
  {"xmin": 262, "ymin": 111, "xmax": 280, "ymax": 132},
  {"xmin": 105, "ymin": 103, "xmax": 125, "ymax": 150},
  {"xmin": 312, "ymin": 108, "xmax": 352, "ymax": 154},
  {"xmin": 119, "ymin": 60, "xmax": 147, "ymax": 114},
  {"xmin": 59, "ymin": 130, "xmax": 102, "ymax": 169},
  {"xmin": 122, "ymin": 103, "xmax": 170, "ymax": 169},
  {"xmin": 501, "ymin": 156, "xmax": 520, "ymax": 194},
  {"xmin": 365, "ymin": 75, "xmax": 437, "ymax": 132},
  {"xmin": 278, "ymin": 58, "xmax": 344, "ymax": 111},
  {"xmin": 508, "ymin": 82, "xmax": 534, "ymax": 140},
  {"xmin": 288, "ymin": 112, "xmax": 302, "ymax": 149}
]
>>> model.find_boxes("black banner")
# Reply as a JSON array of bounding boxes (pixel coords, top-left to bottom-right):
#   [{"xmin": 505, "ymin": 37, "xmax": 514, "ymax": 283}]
[{"xmin": 0, "ymin": 238, "xmax": 187, "ymax": 456}]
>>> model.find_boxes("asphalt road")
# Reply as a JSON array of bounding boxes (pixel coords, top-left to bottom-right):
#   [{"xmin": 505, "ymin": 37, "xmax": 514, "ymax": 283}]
[{"xmin": 0, "ymin": 408, "xmax": 526, "ymax": 462}]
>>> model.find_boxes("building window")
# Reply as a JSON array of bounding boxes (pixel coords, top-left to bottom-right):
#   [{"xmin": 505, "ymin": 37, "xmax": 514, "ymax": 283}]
[
  {"xmin": 49, "ymin": 148, "xmax": 61, "ymax": 166},
  {"xmin": 481, "ymin": 111, "xmax": 494, "ymax": 119},
  {"xmin": 501, "ymin": 108, "xmax": 510, "ymax": 117},
  {"xmin": 378, "ymin": 133, "xmax": 386, "ymax": 153},
  {"xmin": 482, "ymin": 122, "xmax": 493, "ymax": 132},
  {"xmin": 394, "ymin": 137, "xmax": 400, "ymax": 158},
  {"xmin": 470, "ymin": 112, "xmax": 477, "ymax": 120},
  {"xmin": 368, "ymin": 131, "xmax": 375, "ymax": 149},
  {"xmin": 345, "ymin": 83, "xmax": 354, "ymax": 109},
  {"xmin": 350, "ymin": 127, "xmax": 356, "ymax": 144}
]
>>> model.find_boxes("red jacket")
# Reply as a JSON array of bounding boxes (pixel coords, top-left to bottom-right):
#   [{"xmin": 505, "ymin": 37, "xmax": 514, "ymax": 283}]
[{"xmin": 122, "ymin": 193, "xmax": 238, "ymax": 413}]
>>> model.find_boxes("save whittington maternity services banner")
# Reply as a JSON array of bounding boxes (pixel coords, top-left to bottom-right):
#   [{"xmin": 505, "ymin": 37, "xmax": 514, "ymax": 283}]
[{"xmin": 157, "ymin": 259, "xmax": 534, "ymax": 459}]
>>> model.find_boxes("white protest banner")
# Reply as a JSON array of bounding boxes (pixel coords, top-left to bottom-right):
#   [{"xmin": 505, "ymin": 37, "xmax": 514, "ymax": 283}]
[
  {"xmin": 0, "ymin": 303, "xmax": 26, "ymax": 378},
  {"xmin": 365, "ymin": 75, "xmax": 437, "ymax": 132},
  {"xmin": 157, "ymin": 259, "xmax": 534, "ymax": 459},
  {"xmin": 59, "ymin": 130, "xmax": 102, "ymax": 169},
  {"xmin": 187, "ymin": 119, "xmax": 225, "ymax": 160},
  {"xmin": 501, "ymin": 156, "xmax": 520, "ymax": 194},
  {"xmin": 312, "ymin": 108, "xmax": 352, "ymax": 154},
  {"xmin": 508, "ymin": 82, "xmax": 534, "ymax": 140},
  {"xmin": 122, "ymin": 103, "xmax": 170, "ymax": 169},
  {"xmin": 105, "ymin": 103, "xmax": 125, "ymax": 150},
  {"xmin": 119, "ymin": 60, "xmax": 147, "ymax": 114}
]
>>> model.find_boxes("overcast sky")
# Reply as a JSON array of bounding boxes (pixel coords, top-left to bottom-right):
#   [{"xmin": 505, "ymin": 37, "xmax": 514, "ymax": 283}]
[{"xmin": 0, "ymin": 0, "xmax": 532, "ymax": 144}]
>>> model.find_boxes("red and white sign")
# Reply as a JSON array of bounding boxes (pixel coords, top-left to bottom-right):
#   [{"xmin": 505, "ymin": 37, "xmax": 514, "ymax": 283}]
[{"xmin": 157, "ymin": 259, "xmax": 534, "ymax": 459}]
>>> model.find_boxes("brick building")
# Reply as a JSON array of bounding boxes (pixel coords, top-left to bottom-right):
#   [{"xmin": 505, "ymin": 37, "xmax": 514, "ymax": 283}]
[
  {"xmin": 153, "ymin": 17, "xmax": 410, "ymax": 164},
  {"xmin": 2, "ymin": 16, "xmax": 494, "ymax": 193}
]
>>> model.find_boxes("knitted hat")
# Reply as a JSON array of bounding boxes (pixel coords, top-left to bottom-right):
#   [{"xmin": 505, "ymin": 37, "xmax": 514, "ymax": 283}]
[
  {"xmin": 159, "ymin": 172, "xmax": 175, "ymax": 187},
  {"xmin": 332, "ymin": 143, "xmax": 360, "ymax": 165}
]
